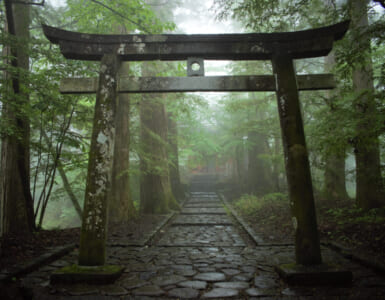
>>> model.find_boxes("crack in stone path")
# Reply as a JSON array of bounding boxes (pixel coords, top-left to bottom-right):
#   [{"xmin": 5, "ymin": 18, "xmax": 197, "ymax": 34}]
[{"xmin": 15, "ymin": 177, "xmax": 385, "ymax": 299}]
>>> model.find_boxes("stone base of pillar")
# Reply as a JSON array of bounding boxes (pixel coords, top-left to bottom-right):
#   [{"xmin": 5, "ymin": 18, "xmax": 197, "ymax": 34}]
[
  {"xmin": 275, "ymin": 263, "xmax": 352, "ymax": 286},
  {"xmin": 50, "ymin": 264, "xmax": 124, "ymax": 284}
]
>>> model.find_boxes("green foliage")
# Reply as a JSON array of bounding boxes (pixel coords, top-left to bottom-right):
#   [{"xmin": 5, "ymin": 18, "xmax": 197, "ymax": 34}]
[
  {"xmin": 65, "ymin": 0, "xmax": 175, "ymax": 34},
  {"xmin": 172, "ymin": 94, "xmax": 222, "ymax": 172},
  {"xmin": 31, "ymin": 0, "xmax": 179, "ymax": 226},
  {"xmin": 213, "ymin": 0, "xmax": 385, "ymax": 200},
  {"xmin": 326, "ymin": 206, "xmax": 385, "ymax": 225},
  {"xmin": 213, "ymin": 0, "xmax": 337, "ymax": 32},
  {"xmin": 1, "ymin": 0, "xmax": 181, "ymax": 228},
  {"xmin": 234, "ymin": 193, "xmax": 288, "ymax": 217}
]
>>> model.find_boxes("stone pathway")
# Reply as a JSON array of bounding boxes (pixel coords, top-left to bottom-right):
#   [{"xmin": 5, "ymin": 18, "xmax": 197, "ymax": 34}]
[{"xmin": 17, "ymin": 178, "xmax": 385, "ymax": 299}]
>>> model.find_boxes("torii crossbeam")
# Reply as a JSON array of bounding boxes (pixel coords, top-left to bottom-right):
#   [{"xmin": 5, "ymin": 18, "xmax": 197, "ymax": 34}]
[
  {"xmin": 43, "ymin": 22, "xmax": 348, "ymax": 61},
  {"xmin": 43, "ymin": 21, "xmax": 350, "ymax": 282}
]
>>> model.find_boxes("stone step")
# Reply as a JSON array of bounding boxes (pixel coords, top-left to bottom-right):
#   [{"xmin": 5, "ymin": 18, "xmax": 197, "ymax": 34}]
[
  {"xmin": 181, "ymin": 207, "xmax": 227, "ymax": 214},
  {"xmin": 190, "ymin": 192, "xmax": 217, "ymax": 195},
  {"xmin": 187, "ymin": 200, "xmax": 221, "ymax": 204},
  {"xmin": 172, "ymin": 215, "xmax": 233, "ymax": 226},
  {"xmin": 184, "ymin": 203, "xmax": 223, "ymax": 208}
]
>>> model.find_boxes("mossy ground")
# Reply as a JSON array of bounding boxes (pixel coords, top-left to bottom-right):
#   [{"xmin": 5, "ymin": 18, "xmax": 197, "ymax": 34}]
[
  {"xmin": 51, "ymin": 264, "xmax": 125, "ymax": 284},
  {"xmin": 231, "ymin": 193, "xmax": 385, "ymax": 265},
  {"xmin": 54, "ymin": 264, "xmax": 123, "ymax": 275}
]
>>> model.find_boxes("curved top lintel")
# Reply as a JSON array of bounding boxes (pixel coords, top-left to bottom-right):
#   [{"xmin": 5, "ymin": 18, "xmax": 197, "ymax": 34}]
[
  {"xmin": 42, "ymin": 21, "xmax": 349, "ymax": 45},
  {"xmin": 42, "ymin": 21, "xmax": 350, "ymax": 61}
]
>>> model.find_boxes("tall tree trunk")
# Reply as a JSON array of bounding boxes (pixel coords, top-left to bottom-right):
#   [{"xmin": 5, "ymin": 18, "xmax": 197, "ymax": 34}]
[
  {"xmin": 271, "ymin": 135, "xmax": 283, "ymax": 192},
  {"xmin": 109, "ymin": 61, "xmax": 135, "ymax": 222},
  {"xmin": 322, "ymin": 52, "xmax": 349, "ymax": 201},
  {"xmin": 247, "ymin": 105, "xmax": 273, "ymax": 195},
  {"xmin": 167, "ymin": 112, "xmax": 185, "ymax": 202},
  {"xmin": 1, "ymin": 0, "xmax": 34, "ymax": 236},
  {"xmin": 108, "ymin": 25, "xmax": 135, "ymax": 223},
  {"xmin": 350, "ymin": 0, "xmax": 385, "ymax": 209},
  {"xmin": 139, "ymin": 63, "xmax": 179, "ymax": 213},
  {"xmin": 235, "ymin": 144, "xmax": 245, "ymax": 190},
  {"xmin": 139, "ymin": 94, "xmax": 179, "ymax": 213},
  {"xmin": 323, "ymin": 151, "xmax": 349, "ymax": 200}
]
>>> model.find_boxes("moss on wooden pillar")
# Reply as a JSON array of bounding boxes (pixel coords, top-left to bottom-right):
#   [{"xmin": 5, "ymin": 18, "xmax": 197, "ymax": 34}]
[
  {"xmin": 78, "ymin": 54, "xmax": 121, "ymax": 266},
  {"xmin": 272, "ymin": 54, "xmax": 322, "ymax": 266}
]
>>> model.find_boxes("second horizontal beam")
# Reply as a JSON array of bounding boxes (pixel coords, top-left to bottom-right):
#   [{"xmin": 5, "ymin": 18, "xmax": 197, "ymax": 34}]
[{"xmin": 60, "ymin": 74, "xmax": 335, "ymax": 94}]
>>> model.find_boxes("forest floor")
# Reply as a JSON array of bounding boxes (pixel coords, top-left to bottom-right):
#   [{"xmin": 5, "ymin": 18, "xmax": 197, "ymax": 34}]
[
  {"xmin": 0, "ymin": 227, "xmax": 80, "ymax": 271},
  {"xmin": 0, "ymin": 214, "xmax": 165, "ymax": 272},
  {"xmin": 1, "ymin": 195, "xmax": 384, "ymax": 273},
  {"xmin": 228, "ymin": 193, "xmax": 385, "ymax": 265}
]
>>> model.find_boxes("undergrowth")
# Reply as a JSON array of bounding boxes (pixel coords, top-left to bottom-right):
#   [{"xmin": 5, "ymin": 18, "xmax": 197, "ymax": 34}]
[
  {"xmin": 232, "ymin": 192, "xmax": 385, "ymax": 263},
  {"xmin": 234, "ymin": 193, "xmax": 288, "ymax": 218},
  {"xmin": 325, "ymin": 206, "xmax": 385, "ymax": 225}
]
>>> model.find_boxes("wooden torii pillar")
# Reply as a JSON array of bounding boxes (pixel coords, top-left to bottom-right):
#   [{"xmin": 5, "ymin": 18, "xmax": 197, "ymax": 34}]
[{"xmin": 43, "ymin": 21, "xmax": 349, "ymax": 278}]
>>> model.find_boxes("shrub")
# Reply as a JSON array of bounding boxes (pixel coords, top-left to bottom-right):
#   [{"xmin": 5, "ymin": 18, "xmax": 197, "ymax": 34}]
[{"xmin": 234, "ymin": 193, "xmax": 288, "ymax": 217}]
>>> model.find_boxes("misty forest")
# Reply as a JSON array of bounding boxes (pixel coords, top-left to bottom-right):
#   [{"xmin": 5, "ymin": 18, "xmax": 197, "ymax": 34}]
[{"xmin": 0, "ymin": 0, "xmax": 385, "ymax": 299}]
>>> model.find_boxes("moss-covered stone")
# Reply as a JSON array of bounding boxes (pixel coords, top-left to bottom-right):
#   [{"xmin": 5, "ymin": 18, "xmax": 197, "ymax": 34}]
[
  {"xmin": 167, "ymin": 194, "xmax": 180, "ymax": 211},
  {"xmin": 275, "ymin": 262, "xmax": 352, "ymax": 285},
  {"xmin": 50, "ymin": 264, "xmax": 125, "ymax": 284},
  {"xmin": 78, "ymin": 54, "xmax": 121, "ymax": 266},
  {"xmin": 272, "ymin": 54, "xmax": 322, "ymax": 266},
  {"xmin": 55, "ymin": 264, "xmax": 122, "ymax": 274}
]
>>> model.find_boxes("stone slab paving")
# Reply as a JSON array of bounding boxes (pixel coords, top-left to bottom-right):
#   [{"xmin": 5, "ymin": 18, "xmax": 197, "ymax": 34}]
[
  {"xmin": 181, "ymin": 207, "xmax": 227, "ymax": 214},
  {"xmin": 173, "ymin": 214, "xmax": 233, "ymax": 226},
  {"xmin": 184, "ymin": 203, "xmax": 224, "ymax": 208},
  {"xmin": 157, "ymin": 193, "xmax": 245, "ymax": 247},
  {"xmin": 156, "ymin": 225, "xmax": 246, "ymax": 247},
  {"xmin": 185, "ymin": 199, "xmax": 222, "ymax": 206},
  {"xmin": 21, "ymin": 245, "xmax": 385, "ymax": 299},
  {"xmin": 16, "ymin": 190, "xmax": 385, "ymax": 299}
]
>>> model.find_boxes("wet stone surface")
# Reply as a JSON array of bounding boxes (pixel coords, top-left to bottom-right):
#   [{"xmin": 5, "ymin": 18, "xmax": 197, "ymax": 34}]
[
  {"xmin": 202, "ymin": 287, "xmax": 239, "ymax": 298},
  {"xmin": 181, "ymin": 207, "xmax": 227, "ymax": 214},
  {"xmin": 156, "ymin": 225, "xmax": 245, "ymax": 246},
  {"xmin": 187, "ymin": 198, "xmax": 217, "ymax": 203},
  {"xmin": 168, "ymin": 287, "xmax": 200, "ymax": 298},
  {"xmin": 194, "ymin": 272, "xmax": 226, "ymax": 282},
  {"xmin": 173, "ymin": 214, "xmax": 233, "ymax": 225},
  {"xmin": 16, "ymin": 187, "xmax": 385, "ymax": 299},
  {"xmin": 184, "ymin": 203, "xmax": 224, "ymax": 208}
]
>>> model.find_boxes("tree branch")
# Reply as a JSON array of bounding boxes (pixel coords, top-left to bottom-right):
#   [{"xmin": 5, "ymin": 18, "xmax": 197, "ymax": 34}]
[{"xmin": 89, "ymin": 0, "xmax": 151, "ymax": 33}]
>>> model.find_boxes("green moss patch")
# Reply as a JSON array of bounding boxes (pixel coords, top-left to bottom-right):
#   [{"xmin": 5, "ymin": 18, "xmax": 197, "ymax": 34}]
[{"xmin": 51, "ymin": 264, "xmax": 125, "ymax": 284}]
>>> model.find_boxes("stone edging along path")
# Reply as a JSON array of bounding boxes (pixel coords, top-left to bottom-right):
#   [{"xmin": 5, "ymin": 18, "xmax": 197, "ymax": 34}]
[
  {"xmin": 322, "ymin": 240, "xmax": 385, "ymax": 275},
  {"xmin": 2, "ymin": 188, "xmax": 385, "ymax": 299},
  {"xmin": 221, "ymin": 192, "xmax": 385, "ymax": 275},
  {"xmin": 218, "ymin": 193, "xmax": 265, "ymax": 246},
  {"xmin": 0, "ymin": 212, "xmax": 177, "ymax": 284},
  {"xmin": 2, "ymin": 192, "xmax": 385, "ymax": 284},
  {"xmin": 0, "ymin": 243, "xmax": 76, "ymax": 283}
]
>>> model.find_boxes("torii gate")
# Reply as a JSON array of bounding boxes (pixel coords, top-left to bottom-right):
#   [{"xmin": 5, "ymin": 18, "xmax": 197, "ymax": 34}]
[{"xmin": 43, "ymin": 21, "xmax": 350, "ymax": 280}]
